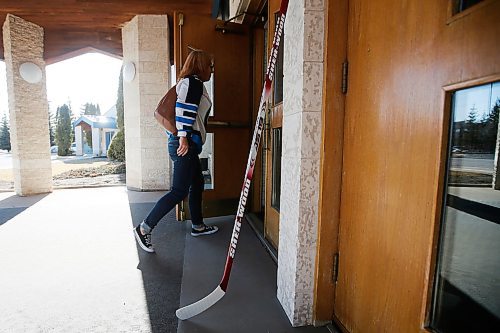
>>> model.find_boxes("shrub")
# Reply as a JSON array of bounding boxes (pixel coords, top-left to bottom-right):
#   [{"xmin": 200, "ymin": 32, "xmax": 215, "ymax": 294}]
[{"xmin": 107, "ymin": 129, "xmax": 125, "ymax": 162}]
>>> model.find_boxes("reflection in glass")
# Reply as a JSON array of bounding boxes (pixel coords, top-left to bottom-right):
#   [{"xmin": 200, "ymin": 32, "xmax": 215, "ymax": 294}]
[
  {"xmin": 200, "ymin": 133, "xmax": 214, "ymax": 190},
  {"xmin": 271, "ymin": 128, "xmax": 282, "ymax": 210},
  {"xmin": 454, "ymin": 0, "xmax": 484, "ymax": 14},
  {"xmin": 273, "ymin": 12, "xmax": 284, "ymax": 105},
  {"xmin": 431, "ymin": 82, "xmax": 500, "ymax": 332},
  {"xmin": 171, "ymin": 64, "xmax": 176, "ymax": 87},
  {"xmin": 199, "ymin": 77, "xmax": 215, "ymax": 190},
  {"xmin": 205, "ymin": 74, "xmax": 215, "ymax": 117}
]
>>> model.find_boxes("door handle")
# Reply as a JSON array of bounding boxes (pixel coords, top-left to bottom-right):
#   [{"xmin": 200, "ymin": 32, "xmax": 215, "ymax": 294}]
[{"xmin": 207, "ymin": 120, "xmax": 249, "ymax": 128}]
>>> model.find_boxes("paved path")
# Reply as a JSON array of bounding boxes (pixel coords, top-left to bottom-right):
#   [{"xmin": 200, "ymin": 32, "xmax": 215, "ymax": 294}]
[{"xmin": 0, "ymin": 187, "xmax": 330, "ymax": 333}]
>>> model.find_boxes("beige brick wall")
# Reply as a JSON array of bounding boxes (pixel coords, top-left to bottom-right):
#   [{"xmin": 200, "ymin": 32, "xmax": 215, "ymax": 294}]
[
  {"xmin": 2, "ymin": 14, "xmax": 52, "ymax": 195},
  {"xmin": 122, "ymin": 15, "xmax": 171, "ymax": 191}
]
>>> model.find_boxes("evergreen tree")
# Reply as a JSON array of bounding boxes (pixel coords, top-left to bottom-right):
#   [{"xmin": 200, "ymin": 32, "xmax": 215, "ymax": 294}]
[
  {"xmin": 116, "ymin": 68, "xmax": 124, "ymax": 130},
  {"xmin": 81, "ymin": 102, "xmax": 101, "ymax": 116},
  {"xmin": 488, "ymin": 99, "xmax": 499, "ymax": 126},
  {"xmin": 483, "ymin": 99, "xmax": 500, "ymax": 152},
  {"xmin": 466, "ymin": 106, "xmax": 478, "ymax": 123},
  {"xmin": 464, "ymin": 106, "xmax": 480, "ymax": 150},
  {"xmin": 48, "ymin": 111, "xmax": 56, "ymax": 146},
  {"xmin": 0, "ymin": 114, "xmax": 11, "ymax": 152},
  {"xmin": 108, "ymin": 66, "xmax": 125, "ymax": 162},
  {"xmin": 55, "ymin": 104, "xmax": 73, "ymax": 155}
]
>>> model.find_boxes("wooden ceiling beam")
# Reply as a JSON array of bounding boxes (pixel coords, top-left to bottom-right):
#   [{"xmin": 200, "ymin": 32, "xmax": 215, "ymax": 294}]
[{"xmin": 0, "ymin": 0, "xmax": 210, "ymax": 63}]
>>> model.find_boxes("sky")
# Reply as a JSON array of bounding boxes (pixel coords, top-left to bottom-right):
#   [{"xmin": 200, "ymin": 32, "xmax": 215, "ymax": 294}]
[
  {"xmin": 454, "ymin": 82, "xmax": 500, "ymax": 122},
  {"xmin": 0, "ymin": 52, "xmax": 122, "ymax": 118}
]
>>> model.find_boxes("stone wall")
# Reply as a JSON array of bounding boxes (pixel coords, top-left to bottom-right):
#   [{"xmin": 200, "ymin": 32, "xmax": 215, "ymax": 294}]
[
  {"xmin": 2, "ymin": 14, "xmax": 52, "ymax": 195},
  {"xmin": 277, "ymin": 0, "xmax": 325, "ymax": 326},
  {"xmin": 122, "ymin": 15, "xmax": 171, "ymax": 191}
]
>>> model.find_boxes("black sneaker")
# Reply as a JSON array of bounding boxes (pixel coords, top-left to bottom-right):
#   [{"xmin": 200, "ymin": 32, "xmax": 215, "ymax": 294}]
[
  {"xmin": 134, "ymin": 225, "xmax": 155, "ymax": 253},
  {"xmin": 191, "ymin": 224, "xmax": 219, "ymax": 237}
]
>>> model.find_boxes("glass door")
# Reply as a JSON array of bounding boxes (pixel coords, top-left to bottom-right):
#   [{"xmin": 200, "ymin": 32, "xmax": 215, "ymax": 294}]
[
  {"xmin": 263, "ymin": 2, "xmax": 284, "ymax": 250},
  {"xmin": 430, "ymin": 82, "xmax": 500, "ymax": 332}
]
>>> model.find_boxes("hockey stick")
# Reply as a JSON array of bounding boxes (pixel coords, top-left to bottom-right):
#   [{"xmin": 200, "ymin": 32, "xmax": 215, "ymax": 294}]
[{"xmin": 176, "ymin": 0, "xmax": 289, "ymax": 320}]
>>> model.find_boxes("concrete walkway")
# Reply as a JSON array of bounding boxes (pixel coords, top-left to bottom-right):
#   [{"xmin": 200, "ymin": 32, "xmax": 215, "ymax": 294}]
[{"xmin": 0, "ymin": 186, "xmax": 330, "ymax": 333}]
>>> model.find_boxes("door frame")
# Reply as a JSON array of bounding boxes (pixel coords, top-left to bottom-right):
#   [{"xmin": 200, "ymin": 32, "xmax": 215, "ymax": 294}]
[
  {"xmin": 263, "ymin": 0, "xmax": 285, "ymax": 250},
  {"xmin": 424, "ymin": 73, "xmax": 500, "ymax": 330},
  {"xmin": 172, "ymin": 11, "xmax": 253, "ymax": 220},
  {"xmin": 264, "ymin": 101, "xmax": 283, "ymax": 248},
  {"xmin": 313, "ymin": 0, "xmax": 348, "ymax": 324}
]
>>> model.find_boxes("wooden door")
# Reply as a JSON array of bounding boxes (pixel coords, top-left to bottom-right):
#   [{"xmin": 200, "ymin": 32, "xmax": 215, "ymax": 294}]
[
  {"xmin": 263, "ymin": 0, "xmax": 283, "ymax": 249},
  {"xmin": 173, "ymin": 12, "xmax": 252, "ymax": 218},
  {"xmin": 332, "ymin": 0, "xmax": 500, "ymax": 332}
]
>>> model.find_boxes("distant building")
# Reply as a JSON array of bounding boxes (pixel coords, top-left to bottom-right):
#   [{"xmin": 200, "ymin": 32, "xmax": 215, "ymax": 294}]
[{"xmin": 73, "ymin": 105, "xmax": 118, "ymax": 157}]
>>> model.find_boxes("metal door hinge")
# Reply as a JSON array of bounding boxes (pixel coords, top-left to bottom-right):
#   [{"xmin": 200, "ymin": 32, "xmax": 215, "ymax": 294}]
[
  {"xmin": 341, "ymin": 62, "xmax": 348, "ymax": 94},
  {"xmin": 333, "ymin": 253, "xmax": 339, "ymax": 283}
]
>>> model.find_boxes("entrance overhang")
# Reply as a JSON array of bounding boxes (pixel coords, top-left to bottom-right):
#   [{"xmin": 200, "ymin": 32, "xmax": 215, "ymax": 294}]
[{"xmin": 0, "ymin": 0, "xmax": 211, "ymax": 64}]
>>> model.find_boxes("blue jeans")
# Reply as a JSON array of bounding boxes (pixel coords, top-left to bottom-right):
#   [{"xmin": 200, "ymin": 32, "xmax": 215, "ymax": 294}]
[{"xmin": 143, "ymin": 137, "xmax": 204, "ymax": 231}]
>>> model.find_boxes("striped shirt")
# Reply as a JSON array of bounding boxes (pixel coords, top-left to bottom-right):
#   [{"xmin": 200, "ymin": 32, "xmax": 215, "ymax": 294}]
[{"xmin": 175, "ymin": 75, "xmax": 211, "ymax": 146}]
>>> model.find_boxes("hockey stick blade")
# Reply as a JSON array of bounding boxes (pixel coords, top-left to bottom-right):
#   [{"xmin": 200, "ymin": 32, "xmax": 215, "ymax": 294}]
[{"xmin": 176, "ymin": 286, "xmax": 225, "ymax": 320}]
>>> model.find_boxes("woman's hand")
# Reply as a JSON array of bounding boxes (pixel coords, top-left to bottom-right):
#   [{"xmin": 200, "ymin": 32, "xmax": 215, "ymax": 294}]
[{"xmin": 177, "ymin": 136, "xmax": 189, "ymax": 156}]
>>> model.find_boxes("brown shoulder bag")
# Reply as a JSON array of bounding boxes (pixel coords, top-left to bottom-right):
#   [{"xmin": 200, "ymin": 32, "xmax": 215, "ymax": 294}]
[{"xmin": 154, "ymin": 85, "xmax": 177, "ymax": 134}]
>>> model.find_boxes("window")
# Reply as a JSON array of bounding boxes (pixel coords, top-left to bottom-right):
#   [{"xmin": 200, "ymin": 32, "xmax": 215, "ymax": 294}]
[
  {"xmin": 430, "ymin": 82, "xmax": 500, "ymax": 333},
  {"xmin": 273, "ymin": 12, "xmax": 284, "ymax": 105},
  {"xmin": 452, "ymin": 0, "xmax": 484, "ymax": 15}
]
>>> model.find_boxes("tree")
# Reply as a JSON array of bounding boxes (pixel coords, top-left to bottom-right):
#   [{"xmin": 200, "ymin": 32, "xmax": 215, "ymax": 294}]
[
  {"xmin": 81, "ymin": 102, "xmax": 101, "ymax": 116},
  {"xmin": 0, "ymin": 114, "xmax": 11, "ymax": 152},
  {"xmin": 55, "ymin": 104, "xmax": 73, "ymax": 155},
  {"xmin": 482, "ymin": 99, "xmax": 500, "ymax": 152},
  {"xmin": 464, "ymin": 106, "xmax": 480, "ymax": 150},
  {"xmin": 48, "ymin": 111, "xmax": 56, "ymax": 146},
  {"xmin": 107, "ymin": 130, "xmax": 125, "ymax": 161},
  {"xmin": 108, "ymin": 66, "xmax": 125, "ymax": 161},
  {"xmin": 116, "ymin": 70, "xmax": 124, "ymax": 130}
]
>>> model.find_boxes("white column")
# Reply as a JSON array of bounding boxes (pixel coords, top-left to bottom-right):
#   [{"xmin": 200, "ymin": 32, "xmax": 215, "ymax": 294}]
[
  {"xmin": 92, "ymin": 127, "xmax": 101, "ymax": 156},
  {"xmin": 277, "ymin": 0, "xmax": 325, "ymax": 326},
  {"xmin": 122, "ymin": 15, "xmax": 171, "ymax": 191},
  {"xmin": 2, "ymin": 14, "xmax": 52, "ymax": 195},
  {"xmin": 75, "ymin": 126, "xmax": 83, "ymax": 156}
]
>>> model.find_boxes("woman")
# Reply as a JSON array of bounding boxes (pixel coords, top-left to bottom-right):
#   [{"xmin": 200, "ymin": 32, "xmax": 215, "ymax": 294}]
[{"xmin": 134, "ymin": 50, "xmax": 218, "ymax": 253}]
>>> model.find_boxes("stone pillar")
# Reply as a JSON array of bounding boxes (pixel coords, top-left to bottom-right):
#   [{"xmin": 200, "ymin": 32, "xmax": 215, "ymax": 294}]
[
  {"xmin": 92, "ymin": 127, "xmax": 101, "ymax": 156},
  {"xmin": 493, "ymin": 119, "xmax": 500, "ymax": 190},
  {"xmin": 122, "ymin": 15, "xmax": 171, "ymax": 191},
  {"xmin": 75, "ymin": 126, "xmax": 83, "ymax": 156},
  {"xmin": 277, "ymin": 1, "xmax": 325, "ymax": 326},
  {"xmin": 2, "ymin": 14, "xmax": 52, "ymax": 195}
]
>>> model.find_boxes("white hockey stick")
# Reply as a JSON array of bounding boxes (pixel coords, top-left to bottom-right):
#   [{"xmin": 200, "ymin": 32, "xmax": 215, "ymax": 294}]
[{"xmin": 176, "ymin": 0, "xmax": 290, "ymax": 320}]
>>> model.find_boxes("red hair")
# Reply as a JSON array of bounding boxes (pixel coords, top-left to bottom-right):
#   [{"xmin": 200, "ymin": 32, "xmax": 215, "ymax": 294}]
[{"xmin": 178, "ymin": 49, "xmax": 212, "ymax": 79}]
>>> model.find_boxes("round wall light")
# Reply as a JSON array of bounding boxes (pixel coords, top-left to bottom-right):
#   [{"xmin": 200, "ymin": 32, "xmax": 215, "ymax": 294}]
[
  {"xmin": 19, "ymin": 62, "xmax": 43, "ymax": 84},
  {"xmin": 123, "ymin": 61, "xmax": 136, "ymax": 82}
]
